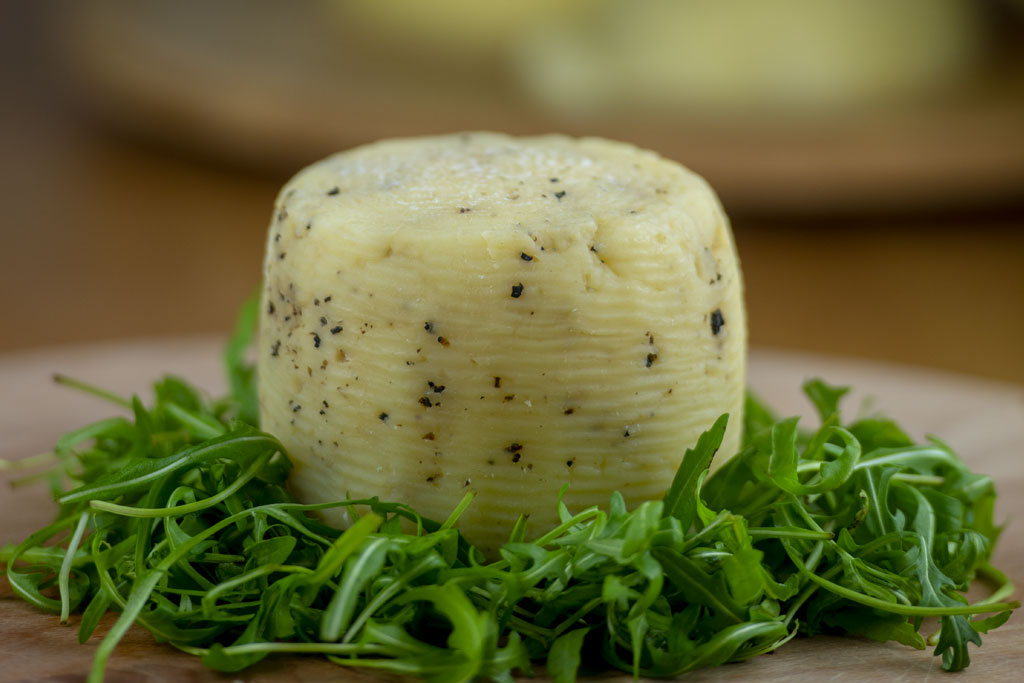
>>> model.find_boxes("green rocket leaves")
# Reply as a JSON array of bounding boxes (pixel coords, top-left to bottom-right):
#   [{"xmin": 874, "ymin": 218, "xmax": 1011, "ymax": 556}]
[{"xmin": 0, "ymin": 331, "xmax": 1015, "ymax": 682}]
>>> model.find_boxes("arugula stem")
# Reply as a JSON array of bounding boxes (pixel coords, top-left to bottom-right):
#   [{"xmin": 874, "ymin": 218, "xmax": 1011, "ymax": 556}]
[
  {"xmin": 5, "ymin": 515, "xmax": 79, "ymax": 612},
  {"xmin": 677, "ymin": 512, "xmax": 732, "ymax": 552},
  {"xmin": 782, "ymin": 526, "xmax": 832, "ymax": 627},
  {"xmin": 59, "ymin": 511, "xmax": 90, "ymax": 623},
  {"xmin": 532, "ymin": 507, "xmax": 605, "ymax": 547},
  {"xmin": 88, "ymin": 451, "xmax": 271, "ymax": 518},
  {"xmin": 203, "ymin": 564, "xmax": 314, "ymax": 618},
  {"xmin": 0, "ymin": 544, "xmax": 88, "ymax": 567},
  {"xmin": 782, "ymin": 542, "xmax": 1019, "ymax": 617},
  {"xmin": 180, "ymin": 641, "xmax": 396, "ymax": 656},
  {"xmin": 0, "ymin": 451, "xmax": 58, "ymax": 471},
  {"xmin": 976, "ymin": 563, "xmax": 1016, "ymax": 605},
  {"xmin": 343, "ymin": 553, "xmax": 446, "ymax": 643},
  {"xmin": 749, "ymin": 527, "xmax": 833, "ymax": 540},
  {"xmin": 89, "ymin": 569, "xmax": 166, "ymax": 682},
  {"xmin": 193, "ymin": 553, "xmax": 246, "ymax": 563},
  {"xmin": 8, "ymin": 468, "xmax": 63, "ymax": 488},
  {"xmin": 439, "ymin": 491, "xmax": 476, "ymax": 530},
  {"xmin": 891, "ymin": 473, "xmax": 946, "ymax": 486},
  {"xmin": 59, "ymin": 433, "xmax": 281, "ymax": 505},
  {"xmin": 163, "ymin": 402, "xmax": 226, "ymax": 439},
  {"xmin": 552, "ymin": 597, "xmax": 604, "ymax": 637},
  {"xmin": 853, "ymin": 446, "xmax": 959, "ymax": 471},
  {"xmin": 52, "ymin": 374, "xmax": 131, "ymax": 409},
  {"xmin": 796, "ymin": 461, "xmax": 821, "ymax": 474}
]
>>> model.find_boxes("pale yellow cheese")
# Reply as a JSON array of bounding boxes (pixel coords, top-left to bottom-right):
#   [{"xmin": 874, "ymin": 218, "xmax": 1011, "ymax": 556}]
[{"xmin": 258, "ymin": 133, "xmax": 745, "ymax": 553}]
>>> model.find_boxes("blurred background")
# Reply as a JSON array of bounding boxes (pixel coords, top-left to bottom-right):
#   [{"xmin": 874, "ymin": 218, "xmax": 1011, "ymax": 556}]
[{"xmin": 1, "ymin": 0, "xmax": 1022, "ymax": 383}]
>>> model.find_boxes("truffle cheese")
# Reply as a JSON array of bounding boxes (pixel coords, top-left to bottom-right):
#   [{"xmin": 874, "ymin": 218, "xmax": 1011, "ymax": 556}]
[{"xmin": 258, "ymin": 133, "xmax": 746, "ymax": 552}]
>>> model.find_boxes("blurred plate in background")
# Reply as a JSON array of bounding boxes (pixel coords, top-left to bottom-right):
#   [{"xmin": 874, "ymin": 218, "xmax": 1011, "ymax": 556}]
[{"xmin": 58, "ymin": 0, "xmax": 1024, "ymax": 214}]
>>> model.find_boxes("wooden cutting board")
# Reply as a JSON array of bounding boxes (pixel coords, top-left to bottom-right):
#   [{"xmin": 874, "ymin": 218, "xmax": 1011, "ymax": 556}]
[{"xmin": 2, "ymin": 338, "xmax": 1023, "ymax": 682}]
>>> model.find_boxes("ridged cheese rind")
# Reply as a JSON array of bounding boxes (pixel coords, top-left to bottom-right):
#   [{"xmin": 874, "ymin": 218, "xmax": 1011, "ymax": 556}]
[{"xmin": 258, "ymin": 133, "xmax": 745, "ymax": 553}]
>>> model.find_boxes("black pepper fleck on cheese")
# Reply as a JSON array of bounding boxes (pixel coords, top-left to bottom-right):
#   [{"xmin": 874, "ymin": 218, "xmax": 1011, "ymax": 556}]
[
  {"xmin": 510, "ymin": 283, "xmax": 524, "ymax": 298},
  {"xmin": 711, "ymin": 309, "xmax": 725, "ymax": 335}
]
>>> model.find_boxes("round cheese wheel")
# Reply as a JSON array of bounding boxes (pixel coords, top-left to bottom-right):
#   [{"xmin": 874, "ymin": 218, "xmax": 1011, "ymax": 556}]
[{"xmin": 258, "ymin": 133, "xmax": 745, "ymax": 553}]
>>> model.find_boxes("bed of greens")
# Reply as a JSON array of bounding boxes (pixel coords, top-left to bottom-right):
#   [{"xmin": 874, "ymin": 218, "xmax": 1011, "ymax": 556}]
[{"xmin": 1, "ymin": 301, "xmax": 1017, "ymax": 683}]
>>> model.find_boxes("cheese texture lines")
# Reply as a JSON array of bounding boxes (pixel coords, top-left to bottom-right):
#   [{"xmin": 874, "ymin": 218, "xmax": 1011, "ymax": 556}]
[{"xmin": 258, "ymin": 133, "xmax": 745, "ymax": 552}]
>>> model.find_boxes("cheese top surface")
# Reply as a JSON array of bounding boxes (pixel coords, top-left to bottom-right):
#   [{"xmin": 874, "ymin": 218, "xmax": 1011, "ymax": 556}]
[
  {"xmin": 276, "ymin": 134, "xmax": 723, "ymax": 243},
  {"xmin": 259, "ymin": 133, "xmax": 745, "ymax": 553}
]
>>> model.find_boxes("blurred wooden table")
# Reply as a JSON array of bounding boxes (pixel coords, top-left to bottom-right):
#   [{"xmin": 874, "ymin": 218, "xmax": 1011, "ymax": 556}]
[{"xmin": 1, "ymin": 3, "xmax": 1022, "ymax": 385}]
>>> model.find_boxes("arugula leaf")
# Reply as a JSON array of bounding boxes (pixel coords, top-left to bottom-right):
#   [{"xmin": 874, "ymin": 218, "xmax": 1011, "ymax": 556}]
[
  {"xmin": 802, "ymin": 378, "xmax": 850, "ymax": 422},
  {"xmin": 662, "ymin": 414, "xmax": 728, "ymax": 531},
  {"xmin": 222, "ymin": 290, "xmax": 260, "ymax": 426},
  {"xmin": 0, "ymin": 309, "xmax": 1016, "ymax": 682},
  {"xmin": 547, "ymin": 627, "xmax": 589, "ymax": 683},
  {"xmin": 934, "ymin": 614, "xmax": 982, "ymax": 671},
  {"xmin": 765, "ymin": 417, "xmax": 861, "ymax": 496},
  {"xmin": 706, "ymin": 383, "xmax": 1017, "ymax": 673}
]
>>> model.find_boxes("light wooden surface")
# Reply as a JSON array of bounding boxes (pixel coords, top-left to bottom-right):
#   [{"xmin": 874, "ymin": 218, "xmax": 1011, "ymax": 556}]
[{"xmin": 1, "ymin": 339, "xmax": 1022, "ymax": 682}]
